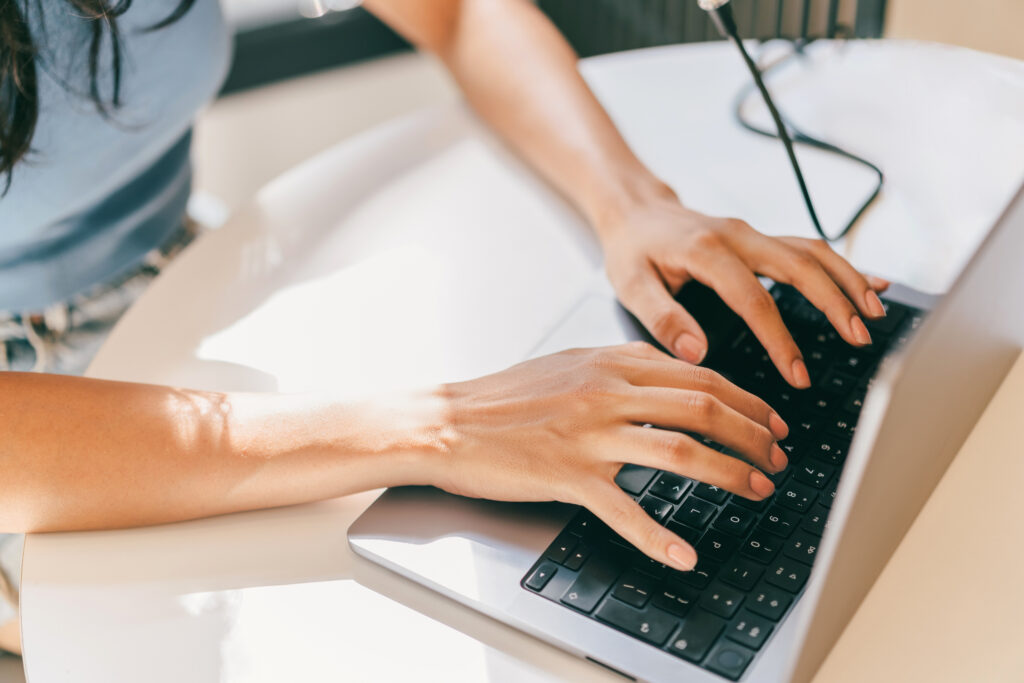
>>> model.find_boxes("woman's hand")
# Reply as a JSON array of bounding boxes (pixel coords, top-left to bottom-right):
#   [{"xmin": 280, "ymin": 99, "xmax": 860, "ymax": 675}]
[
  {"xmin": 598, "ymin": 190, "xmax": 890, "ymax": 388},
  {"xmin": 429, "ymin": 342, "xmax": 790, "ymax": 572}
]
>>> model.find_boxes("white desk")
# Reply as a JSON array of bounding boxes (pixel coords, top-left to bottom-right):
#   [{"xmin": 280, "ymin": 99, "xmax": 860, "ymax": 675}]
[{"xmin": 21, "ymin": 41, "xmax": 1024, "ymax": 682}]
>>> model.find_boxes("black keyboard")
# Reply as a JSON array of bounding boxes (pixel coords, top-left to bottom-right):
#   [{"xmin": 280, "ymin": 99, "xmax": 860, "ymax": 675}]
[{"xmin": 521, "ymin": 283, "xmax": 925, "ymax": 681}]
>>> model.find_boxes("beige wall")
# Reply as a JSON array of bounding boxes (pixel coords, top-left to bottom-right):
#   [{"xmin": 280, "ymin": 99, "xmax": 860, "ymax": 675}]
[{"xmin": 885, "ymin": 0, "xmax": 1024, "ymax": 61}]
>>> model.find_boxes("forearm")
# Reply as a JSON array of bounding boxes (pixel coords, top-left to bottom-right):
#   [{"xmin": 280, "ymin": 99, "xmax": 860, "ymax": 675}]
[
  {"xmin": 367, "ymin": 0, "xmax": 674, "ymax": 236},
  {"xmin": 0, "ymin": 373, "xmax": 444, "ymax": 532}
]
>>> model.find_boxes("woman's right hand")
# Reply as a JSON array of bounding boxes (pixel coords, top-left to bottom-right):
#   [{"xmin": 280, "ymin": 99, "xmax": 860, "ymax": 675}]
[{"xmin": 428, "ymin": 341, "xmax": 790, "ymax": 572}]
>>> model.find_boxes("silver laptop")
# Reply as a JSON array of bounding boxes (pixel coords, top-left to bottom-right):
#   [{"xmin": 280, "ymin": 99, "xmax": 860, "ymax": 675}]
[{"xmin": 349, "ymin": 184, "xmax": 1024, "ymax": 682}]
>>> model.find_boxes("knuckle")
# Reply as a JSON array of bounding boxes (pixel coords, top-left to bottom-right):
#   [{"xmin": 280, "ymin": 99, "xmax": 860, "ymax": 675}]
[
  {"xmin": 787, "ymin": 248, "xmax": 817, "ymax": 272},
  {"xmin": 661, "ymin": 433, "xmax": 694, "ymax": 461},
  {"xmin": 686, "ymin": 364, "xmax": 719, "ymax": 391},
  {"xmin": 688, "ymin": 228, "xmax": 724, "ymax": 253},
  {"xmin": 809, "ymin": 238, "xmax": 833, "ymax": 256},
  {"xmin": 751, "ymin": 424, "xmax": 775, "ymax": 450},
  {"xmin": 724, "ymin": 217, "xmax": 753, "ymax": 234},
  {"xmin": 649, "ymin": 307, "xmax": 679, "ymax": 339},
  {"xmin": 625, "ymin": 340, "xmax": 659, "ymax": 357},
  {"xmin": 686, "ymin": 392, "xmax": 719, "ymax": 420},
  {"xmin": 744, "ymin": 287, "xmax": 777, "ymax": 315}
]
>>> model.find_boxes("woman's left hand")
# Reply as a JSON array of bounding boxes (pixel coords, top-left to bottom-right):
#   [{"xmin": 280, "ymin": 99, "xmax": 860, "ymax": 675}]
[{"xmin": 597, "ymin": 191, "xmax": 890, "ymax": 389}]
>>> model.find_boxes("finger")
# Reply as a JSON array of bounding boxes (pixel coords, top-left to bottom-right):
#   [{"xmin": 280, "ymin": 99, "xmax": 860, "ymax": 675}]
[
  {"xmin": 789, "ymin": 239, "xmax": 888, "ymax": 320},
  {"xmin": 689, "ymin": 250, "xmax": 810, "ymax": 388},
  {"xmin": 582, "ymin": 479, "xmax": 698, "ymax": 571},
  {"xmin": 758, "ymin": 243, "xmax": 872, "ymax": 347},
  {"xmin": 621, "ymin": 360, "xmax": 788, "ymax": 440},
  {"xmin": 619, "ymin": 389, "xmax": 786, "ymax": 473},
  {"xmin": 623, "ymin": 427, "xmax": 776, "ymax": 500},
  {"xmin": 618, "ymin": 267, "xmax": 709, "ymax": 363},
  {"xmin": 866, "ymin": 275, "xmax": 891, "ymax": 292}
]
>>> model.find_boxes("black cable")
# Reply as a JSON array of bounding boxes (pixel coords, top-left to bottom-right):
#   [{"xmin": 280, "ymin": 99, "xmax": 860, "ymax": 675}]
[{"xmin": 709, "ymin": 5, "xmax": 884, "ymax": 242}]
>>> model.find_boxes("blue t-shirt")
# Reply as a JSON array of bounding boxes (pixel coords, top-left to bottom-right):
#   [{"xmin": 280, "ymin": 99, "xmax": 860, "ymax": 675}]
[{"xmin": 0, "ymin": 0, "xmax": 231, "ymax": 311}]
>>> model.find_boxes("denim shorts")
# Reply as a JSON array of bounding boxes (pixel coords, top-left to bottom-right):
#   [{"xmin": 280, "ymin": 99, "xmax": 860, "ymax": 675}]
[{"xmin": 0, "ymin": 221, "xmax": 199, "ymax": 628}]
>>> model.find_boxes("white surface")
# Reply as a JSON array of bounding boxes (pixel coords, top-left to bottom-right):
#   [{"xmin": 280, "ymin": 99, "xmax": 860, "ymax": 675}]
[{"xmin": 21, "ymin": 41, "xmax": 1024, "ymax": 682}]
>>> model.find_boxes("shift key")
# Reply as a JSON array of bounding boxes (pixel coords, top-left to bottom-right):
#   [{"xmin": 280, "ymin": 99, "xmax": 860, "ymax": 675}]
[
  {"xmin": 561, "ymin": 556, "xmax": 621, "ymax": 613},
  {"xmin": 595, "ymin": 599, "xmax": 676, "ymax": 645}
]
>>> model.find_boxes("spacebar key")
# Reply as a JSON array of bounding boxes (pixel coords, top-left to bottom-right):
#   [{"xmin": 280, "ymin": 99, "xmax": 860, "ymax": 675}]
[
  {"xmin": 595, "ymin": 599, "xmax": 676, "ymax": 645},
  {"xmin": 560, "ymin": 555, "xmax": 621, "ymax": 613}
]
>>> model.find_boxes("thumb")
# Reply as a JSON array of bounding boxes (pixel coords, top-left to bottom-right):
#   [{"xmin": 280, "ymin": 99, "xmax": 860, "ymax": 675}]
[{"xmin": 619, "ymin": 268, "xmax": 708, "ymax": 363}]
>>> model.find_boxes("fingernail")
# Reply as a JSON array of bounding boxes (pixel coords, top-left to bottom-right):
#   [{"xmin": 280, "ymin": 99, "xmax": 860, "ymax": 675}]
[
  {"xmin": 768, "ymin": 412, "xmax": 789, "ymax": 439},
  {"xmin": 867, "ymin": 275, "xmax": 891, "ymax": 291},
  {"xmin": 865, "ymin": 290, "xmax": 886, "ymax": 318},
  {"xmin": 675, "ymin": 333, "xmax": 706, "ymax": 364},
  {"xmin": 667, "ymin": 543, "xmax": 697, "ymax": 571},
  {"xmin": 851, "ymin": 316, "xmax": 872, "ymax": 345},
  {"xmin": 750, "ymin": 470, "xmax": 775, "ymax": 499},
  {"xmin": 770, "ymin": 444, "xmax": 788, "ymax": 471},
  {"xmin": 791, "ymin": 358, "xmax": 811, "ymax": 389}
]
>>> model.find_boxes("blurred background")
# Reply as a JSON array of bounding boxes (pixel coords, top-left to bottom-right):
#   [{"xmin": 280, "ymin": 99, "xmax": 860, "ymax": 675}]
[{"xmin": 194, "ymin": 0, "xmax": 1024, "ymax": 221}]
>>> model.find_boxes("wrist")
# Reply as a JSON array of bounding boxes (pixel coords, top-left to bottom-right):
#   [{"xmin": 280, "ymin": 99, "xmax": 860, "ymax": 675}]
[
  {"xmin": 587, "ymin": 168, "xmax": 679, "ymax": 242},
  {"xmin": 335, "ymin": 387, "xmax": 457, "ymax": 490}
]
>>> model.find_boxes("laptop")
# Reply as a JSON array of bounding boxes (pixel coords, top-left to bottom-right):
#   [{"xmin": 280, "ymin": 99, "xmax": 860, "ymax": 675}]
[{"xmin": 349, "ymin": 184, "xmax": 1024, "ymax": 682}]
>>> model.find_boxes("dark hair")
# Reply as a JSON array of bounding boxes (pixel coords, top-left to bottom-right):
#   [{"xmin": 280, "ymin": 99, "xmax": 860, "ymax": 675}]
[{"xmin": 0, "ymin": 0, "xmax": 196, "ymax": 191}]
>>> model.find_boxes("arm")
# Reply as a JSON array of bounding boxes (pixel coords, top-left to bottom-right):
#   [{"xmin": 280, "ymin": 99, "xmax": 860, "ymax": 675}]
[
  {"xmin": 365, "ymin": 0, "xmax": 889, "ymax": 385},
  {"xmin": 0, "ymin": 372, "xmax": 440, "ymax": 532},
  {"xmin": 1, "ymin": 343, "xmax": 789, "ymax": 573}
]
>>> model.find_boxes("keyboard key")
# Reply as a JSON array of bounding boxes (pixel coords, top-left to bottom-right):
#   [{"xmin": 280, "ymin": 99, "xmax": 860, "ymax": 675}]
[
  {"xmin": 820, "ymin": 370, "xmax": 857, "ymax": 395},
  {"xmin": 740, "ymin": 530, "xmax": 783, "ymax": 564},
  {"xmin": 720, "ymin": 557, "xmax": 764, "ymax": 591},
  {"xmin": 699, "ymin": 581, "xmax": 744, "ymax": 618},
  {"xmin": 714, "ymin": 504, "xmax": 756, "ymax": 536},
  {"xmin": 805, "ymin": 393, "xmax": 837, "ymax": 416},
  {"xmin": 696, "ymin": 529, "xmax": 739, "ymax": 564},
  {"xmin": 764, "ymin": 387, "xmax": 800, "ymax": 419},
  {"xmin": 747, "ymin": 583, "xmax": 793, "ymax": 621},
  {"xmin": 666, "ymin": 521, "xmax": 702, "ymax": 546},
  {"xmin": 693, "ymin": 482, "xmax": 730, "ymax": 505},
  {"xmin": 821, "ymin": 480, "xmax": 839, "ymax": 508},
  {"xmin": 825, "ymin": 415, "xmax": 857, "ymax": 440},
  {"xmin": 808, "ymin": 436, "xmax": 847, "ymax": 466},
  {"xmin": 568, "ymin": 510, "xmax": 605, "ymax": 539},
  {"xmin": 524, "ymin": 562, "xmax": 558, "ymax": 591},
  {"xmin": 611, "ymin": 570, "xmax": 656, "ymax": 608},
  {"xmin": 544, "ymin": 532, "xmax": 577, "ymax": 564},
  {"xmin": 594, "ymin": 599, "xmax": 676, "ymax": 645},
  {"xmin": 629, "ymin": 551, "xmax": 669, "ymax": 580},
  {"xmin": 835, "ymin": 350, "xmax": 874, "ymax": 376},
  {"xmin": 843, "ymin": 392, "xmax": 866, "ymax": 414},
  {"xmin": 803, "ymin": 505, "xmax": 832, "ymax": 536},
  {"xmin": 564, "ymin": 542, "xmax": 591, "ymax": 571},
  {"xmin": 704, "ymin": 640, "xmax": 756, "ymax": 680},
  {"xmin": 639, "ymin": 494, "xmax": 674, "ymax": 523},
  {"xmin": 765, "ymin": 560, "xmax": 811, "ymax": 594},
  {"xmin": 666, "ymin": 609, "xmax": 725, "ymax": 662},
  {"xmin": 652, "ymin": 581, "xmax": 699, "ymax": 617},
  {"xmin": 864, "ymin": 300, "xmax": 906, "ymax": 334},
  {"xmin": 615, "ymin": 464, "xmax": 657, "ymax": 496},
  {"xmin": 759, "ymin": 506, "xmax": 801, "ymax": 538},
  {"xmin": 793, "ymin": 462, "xmax": 835, "ymax": 490},
  {"xmin": 777, "ymin": 482, "xmax": 818, "ymax": 513},
  {"xmin": 783, "ymin": 530, "xmax": 821, "ymax": 566},
  {"xmin": 649, "ymin": 472, "xmax": 692, "ymax": 502},
  {"xmin": 732, "ymin": 494, "xmax": 771, "ymax": 512},
  {"xmin": 792, "ymin": 418, "xmax": 819, "ymax": 438},
  {"xmin": 561, "ymin": 556, "xmax": 621, "ymax": 613},
  {"xmin": 673, "ymin": 495, "xmax": 716, "ymax": 528},
  {"xmin": 726, "ymin": 609, "xmax": 774, "ymax": 650},
  {"xmin": 673, "ymin": 557, "xmax": 720, "ymax": 590}
]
